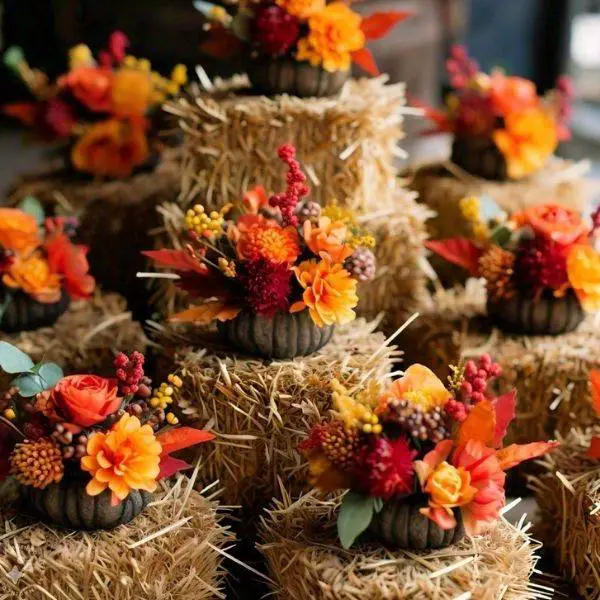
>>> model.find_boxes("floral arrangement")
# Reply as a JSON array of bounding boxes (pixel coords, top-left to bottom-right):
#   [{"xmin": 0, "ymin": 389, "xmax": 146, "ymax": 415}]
[
  {"xmin": 194, "ymin": 0, "xmax": 410, "ymax": 75},
  {"xmin": 144, "ymin": 144, "xmax": 375, "ymax": 327},
  {"xmin": 0, "ymin": 342, "xmax": 213, "ymax": 505},
  {"xmin": 419, "ymin": 45, "xmax": 572, "ymax": 180},
  {"xmin": 426, "ymin": 201, "xmax": 600, "ymax": 312},
  {"xmin": 300, "ymin": 358, "xmax": 558, "ymax": 548},
  {"xmin": 0, "ymin": 198, "xmax": 94, "ymax": 318},
  {"xmin": 3, "ymin": 32, "xmax": 187, "ymax": 178}
]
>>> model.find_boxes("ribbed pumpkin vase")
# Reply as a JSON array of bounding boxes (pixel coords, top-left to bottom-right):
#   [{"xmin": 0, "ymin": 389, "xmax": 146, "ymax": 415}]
[
  {"xmin": 247, "ymin": 58, "xmax": 348, "ymax": 98},
  {"xmin": 487, "ymin": 289, "xmax": 584, "ymax": 336},
  {"xmin": 451, "ymin": 136, "xmax": 509, "ymax": 181},
  {"xmin": 21, "ymin": 478, "xmax": 152, "ymax": 530},
  {"xmin": 217, "ymin": 310, "xmax": 334, "ymax": 359},
  {"xmin": 0, "ymin": 290, "xmax": 70, "ymax": 333},
  {"xmin": 369, "ymin": 495, "xmax": 465, "ymax": 549}
]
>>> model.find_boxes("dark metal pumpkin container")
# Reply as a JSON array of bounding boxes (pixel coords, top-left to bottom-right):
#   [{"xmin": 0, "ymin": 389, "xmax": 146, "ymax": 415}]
[
  {"xmin": 0, "ymin": 290, "xmax": 70, "ymax": 334},
  {"xmin": 369, "ymin": 494, "xmax": 465, "ymax": 550},
  {"xmin": 451, "ymin": 136, "xmax": 509, "ymax": 181}
]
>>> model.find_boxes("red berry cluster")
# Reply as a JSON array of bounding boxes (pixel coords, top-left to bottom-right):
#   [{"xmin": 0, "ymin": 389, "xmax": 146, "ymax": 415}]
[
  {"xmin": 269, "ymin": 144, "xmax": 309, "ymax": 227},
  {"xmin": 446, "ymin": 45, "xmax": 479, "ymax": 90},
  {"xmin": 555, "ymin": 75, "xmax": 573, "ymax": 137},
  {"xmin": 114, "ymin": 351, "xmax": 146, "ymax": 396},
  {"xmin": 251, "ymin": 4, "xmax": 300, "ymax": 56},
  {"xmin": 444, "ymin": 398, "xmax": 468, "ymax": 422}
]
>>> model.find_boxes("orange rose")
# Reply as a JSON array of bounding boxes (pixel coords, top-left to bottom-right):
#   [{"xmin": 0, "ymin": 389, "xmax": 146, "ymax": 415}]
[
  {"xmin": 72, "ymin": 118, "xmax": 149, "ymax": 178},
  {"xmin": 2, "ymin": 253, "xmax": 61, "ymax": 303},
  {"xmin": 514, "ymin": 204, "xmax": 587, "ymax": 245},
  {"xmin": 276, "ymin": 0, "xmax": 325, "ymax": 19},
  {"xmin": 488, "ymin": 73, "xmax": 539, "ymax": 115},
  {"xmin": 59, "ymin": 67, "xmax": 114, "ymax": 112},
  {"xmin": 567, "ymin": 244, "xmax": 600, "ymax": 311},
  {"xmin": 0, "ymin": 208, "xmax": 41, "ymax": 254},
  {"xmin": 111, "ymin": 69, "xmax": 152, "ymax": 117},
  {"xmin": 50, "ymin": 375, "xmax": 121, "ymax": 430},
  {"xmin": 303, "ymin": 216, "xmax": 353, "ymax": 262}
]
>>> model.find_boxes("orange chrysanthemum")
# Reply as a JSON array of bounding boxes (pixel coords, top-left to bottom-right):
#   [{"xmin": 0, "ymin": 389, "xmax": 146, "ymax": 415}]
[
  {"xmin": 303, "ymin": 216, "xmax": 353, "ymax": 262},
  {"xmin": 111, "ymin": 69, "xmax": 152, "ymax": 117},
  {"xmin": 296, "ymin": 2, "xmax": 365, "ymax": 72},
  {"xmin": 493, "ymin": 107, "xmax": 558, "ymax": 180},
  {"xmin": 235, "ymin": 214, "xmax": 300, "ymax": 264},
  {"xmin": 0, "ymin": 208, "xmax": 41, "ymax": 255},
  {"xmin": 3, "ymin": 253, "xmax": 61, "ymax": 303},
  {"xmin": 72, "ymin": 118, "xmax": 149, "ymax": 178},
  {"xmin": 81, "ymin": 413, "xmax": 162, "ymax": 504},
  {"xmin": 276, "ymin": 0, "xmax": 325, "ymax": 19},
  {"xmin": 567, "ymin": 244, "xmax": 600, "ymax": 311},
  {"xmin": 291, "ymin": 257, "xmax": 358, "ymax": 326}
]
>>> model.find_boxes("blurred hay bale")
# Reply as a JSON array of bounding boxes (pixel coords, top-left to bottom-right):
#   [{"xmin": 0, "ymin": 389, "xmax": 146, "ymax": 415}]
[
  {"xmin": 530, "ymin": 428, "xmax": 600, "ymax": 600},
  {"xmin": 0, "ymin": 479, "xmax": 231, "ymax": 600},
  {"xmin": 259, "ymin": 492, "xmax": 540, "ymax": 600},
  {"xmin": 1, "ymin": 292, "xmax": 148, "ymax": 376},
  {"xmin": 152, "ymin": 318, "xmax": 399, "ymax": 509}
]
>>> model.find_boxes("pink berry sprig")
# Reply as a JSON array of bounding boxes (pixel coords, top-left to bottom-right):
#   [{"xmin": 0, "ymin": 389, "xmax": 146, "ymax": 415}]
[
  {"xmin": 113, "ymin": 351, "xmax": 146, "ymax": 396},
  {"xmin": 460, "ymin": 354, "xmax": 501, "ymax": 405},
  {"xmin": 444, "ymin": 398, "xmax": 468, "ymax": 423},
  {"xmin": 446, "ymin": 44, "xmax": 479, "ymax": 90}
]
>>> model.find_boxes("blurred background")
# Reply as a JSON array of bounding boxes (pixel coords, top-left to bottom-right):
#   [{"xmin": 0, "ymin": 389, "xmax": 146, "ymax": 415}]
[{"xmin": 0, "ymin": 0, "xmax": 599, "ymax": 191}]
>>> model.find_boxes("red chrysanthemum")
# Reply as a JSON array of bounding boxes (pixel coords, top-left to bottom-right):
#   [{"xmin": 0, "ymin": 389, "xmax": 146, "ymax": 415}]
[
  {"xmin": 241, "ymin": 258, "xmax": 293, "ymax": 317},
  {"xmin": 357, "ymin": 437, "xmax": 416, "ymax": 499},
  {"xmin": 251, "ymin": 4, "xmax": 300, "ymax": 56},
  {"xmin": 514, "ymin": 235, "xmax": 569, "ymax": 296}
]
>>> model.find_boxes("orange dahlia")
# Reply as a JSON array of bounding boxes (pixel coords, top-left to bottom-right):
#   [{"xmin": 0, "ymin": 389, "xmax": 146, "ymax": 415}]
[
  {"xmin": 303, "ymin": 216, "xmax": 353, "ymax": 262},
  {"xmin": 0, "ymin": 208, "xmax": 41, "ymax": 254},
  {"xmin": 235, "ymin": 214, "xmax": 300, "ymax": 264},
  {"xmin": 3, "ymin": 253, "xmax": 61, "ymax": 303},
  {"xmin": 291, "ymin": 257, "xmax": 358, "ymax": 326},
  {"xmin": 567, "ymin": 244, "xmax": 600, "ymax": 311},
  {"xmin": 296, "ymin": 2, "xmax": 365, "ymax": 72},
  {"xmin": 81, "ymin": 413, "xmax": 162, "ymax": 504},
  {"xmin": 493, "ymin": 107, "xmax": 558, "ymax": 179},
  {"xmin": 276, "ymin": 0, "xmax": 325, "ymax": 19},
  {"xmin": 111, "ymin": 69, "xmax": 152, "ymax": 117}
]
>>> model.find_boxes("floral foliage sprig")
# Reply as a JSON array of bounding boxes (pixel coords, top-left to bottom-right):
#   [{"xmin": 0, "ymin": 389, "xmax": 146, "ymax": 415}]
[
  {"xmin": 300, "ymin": 358, "xmax": 558, "ymax": 548},
  {"xmin": 194, "ymin": 0, "xmax": 411, "ymax": 75},
  {"xmin": 0, "ymin": 342, "xmax": 214, "ymax": 505},
  {"xmin": 417, "ymin": 45, "xmax": 572, "ymax": 180},
  {"xmin": 0, "ymin": 198, "xmax": 95, "ymax": 320},
  {"xmin": 3, "ymin": 32, "xmax": 187, "ymax": 178},
  {"xmin": 426, "ymin": 200, "xmax": 600, "ymax": 312},
  {"xmin": 144, "ymin": 143, "xmax": 376, "ymax": 328}
]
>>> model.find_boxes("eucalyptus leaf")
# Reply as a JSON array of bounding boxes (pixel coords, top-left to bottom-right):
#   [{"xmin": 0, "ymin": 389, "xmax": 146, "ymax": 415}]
[
  {"xmin": 17, "ymin": 196, "xmax": 45, "ymax": 226},
  {"xmin": 0, "ymin": 342, "xmax": 35, "ymax": 374},
  {"xmin": 3, "ymin": 47, "xmax": 24, "ymax": 71},
  {"xmin": 11, "ymin": 373, "xmax": 47, "ymax": 398},
  {"xmin": 38, "ymin": 363, "xmax": 64, "ymax": 389},
  {"xmin": 337, "ymin": 492, "xmax": 375, "ymax": 549},
  {"xmin": 0, "ymin": 294, "xmax": 12, "ymax": 324}
]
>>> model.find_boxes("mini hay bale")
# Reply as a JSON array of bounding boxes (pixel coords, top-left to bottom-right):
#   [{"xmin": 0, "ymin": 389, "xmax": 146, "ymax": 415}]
[
  {"xmin": 0, "ymin": 480, "xmax": 232, "ymax": 600},
  {"xmin": 530, "ymin": 428, "xmax": 600, "ymax": 600},
  {"xmin": 258, "ymin": 492, "xmax": 541, "ymax": 600},
  {"xmin": 166, "ymin": 76, "xmax": 407, "ymax": 214},
  {"xmin": 7, "ymin": 150, "xmax": 181, "ymax": 318},
  {"xmin": 154, "ymin": 318, "xmax": 398, "ymax": 509},
  {"xmin": 1, "ymin": 292, "xmax": 148, "ymax": 376},
  {"xmin": 402, "ymin": 280, "xmax": 600, "ymax": 443},
  {"xmin": 408, "ymin": 159, "xmax": 589, "ymax": 242}
]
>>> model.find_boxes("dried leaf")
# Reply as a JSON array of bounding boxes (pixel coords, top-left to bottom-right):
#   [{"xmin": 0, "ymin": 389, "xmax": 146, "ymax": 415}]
[
  {"xmin": 496, "ymin": 441, "xmax": 560, "ymax": 470},
  {"xmin": 158, "ymin": 455, "xmax": 192, "ymax": 480},
  {"xmin": 360, "ymin": 11, "xmax": 413, "ymax": 40},
  {"xmin": 143, "ymin": 249, "xmax": 207, "ymax": 274},
  {"xmin": 457, "ymin": 400, "xmax": 495, "ymax": 446},
  {"xmin": 169, "ymin": 302, "xmax": 241, "ymax": 324},
  {"xmin": 351, "ymin": 48, "xmax": 379, "ymax": 77},
  {"xmin": 586, "ymin": 436, "xmax": 600, "ymax": 459},
  {"xmin": 590, "ymin": 370, "xmax": 600, "ymax": 416},
  {"xmin": 200, "ymin": 26, "xmax": 244, "ymax": 59},
  {"xmin": 157, "ymin": 427, "xmax": 216, "ymax": 456},
  {"xmin": 424, "ymin": 238, "xmax": 482, "ymax": 276},
  {"xmin": 492, "ymin": 391, "xmax": 517, "ymax": 447}
]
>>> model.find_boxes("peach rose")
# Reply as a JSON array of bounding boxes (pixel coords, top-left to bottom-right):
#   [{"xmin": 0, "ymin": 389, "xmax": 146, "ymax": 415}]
[
  {"xmin": 303, "ymin": 216, "xmax": 353, "ymax": 262},
  {"xmin": 50, "ymin": 375, "xmax": 121, "ymax": 430},
  {"xmin": 513, "ymin": 204, "xmax": 587, "ymax": 245},
  {"xmin": 0, "ymin": 208, "xmax": 41, "ymax": 254},
  {"xmin": 60, "ymin": 67, "xmax": 114, "ymax": 112}
]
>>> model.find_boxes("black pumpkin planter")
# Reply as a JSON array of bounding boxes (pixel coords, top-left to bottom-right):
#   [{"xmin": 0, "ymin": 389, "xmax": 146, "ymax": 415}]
[
  {"xmin": 217, "ymin": 310, "xmax": 334, "ymax": 359},
  {"xmin": 451, "ymin": 136, "xmax": 509, "ymax": 181},
  {"xmin": 247, "ymin": 58, "xmax": 348, "ymax": 98},
  {"xmin": 369, "ymin": 495, "xmax": 465, "ymax": 550},
  {"xmin": 487, "ymin": 289, "xmax": 584, "ymax": 336},
  {"xmin": 21, "ymin": 478, "xmax": 152, "ymax": 531},
  {"xmin": 0, "ymin": 290, "xmax": 70, "ymax": 334}
]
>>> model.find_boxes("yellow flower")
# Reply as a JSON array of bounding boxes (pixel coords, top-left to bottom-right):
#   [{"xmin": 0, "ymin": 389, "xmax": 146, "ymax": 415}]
[
  {"xmin": 276, "ymin": 0, "xmax": 325, "ymax": 19},
  {"xmin": 171, "ymin": 64, "xmax": 188, "ymax": 86},
  {"xmin": 567, "ymin": 244, "xmax": 600, "ymax": 311},
  {"xmin": 3, "ymin": 253, "xmax": 62, "ymax": 303},
  {"xmin": 69, "ymin": 44, "xmax": 94, "ymax": 69},
  {"xmin": 424, "ymin": 461, "xmax": 476, "ymax": 508},
  {"xmin": 296, "ymin": 2, "xmax": 365, "ymax": 72},
  {"xmin": 112, "ymin": 69, "xmax": 152, "ymax": 116}
]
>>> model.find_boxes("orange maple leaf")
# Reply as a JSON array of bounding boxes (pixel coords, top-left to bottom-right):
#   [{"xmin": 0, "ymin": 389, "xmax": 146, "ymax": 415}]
[
  {"xmin": 457, "ymin": 399, "xmax": 495, "ymax": 446},
  {"xmin": 169, "ymin": 302, "xmax": 241, "ymax": 324},
  {"xmin": 496, "ymin": 441, "xmax": 560, "ymax": 470},
  {"xmin": 590, "ymin": 370, "xmax": 600, "ymax": 416}
]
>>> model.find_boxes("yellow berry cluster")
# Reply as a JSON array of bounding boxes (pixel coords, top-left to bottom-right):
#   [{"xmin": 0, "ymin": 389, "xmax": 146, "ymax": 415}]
[
  {"xmin": 185, "ymin": 204, "xmax": 228, "ymax": 239},
  {"xmin": 331, "ymin": 379, "xmax": 382, "ymax": 434},
  {"xmin": 348, "ymin": 231, "xmax": 376, "ymax": 250},
  {"xmin": 3, "ymin": 408, "xmax": 15, "ymax": 420},
  {"xmin": 459, "ymin": 195, "xmax": 490, "ymax": 242},
  {"xmin": 322, "ymin": 205, "xmax": 355, "ymax": 224},
  {"xmin": 122, "ymin": 56, "xmax": 187, "ymax": 104},
  {"xmin": 218, "ymin": 257, "xmax": 237, "ymax": 278},
  {"xmin": 150, "ymin": 373, "xmax": 183, "ymax": 425}
]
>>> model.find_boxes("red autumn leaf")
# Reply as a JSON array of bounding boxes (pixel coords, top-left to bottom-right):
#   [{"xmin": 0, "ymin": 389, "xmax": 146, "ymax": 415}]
[
  {"xmin": 587, "ymin": 436, "xmax": 600, "ymax": 459},
  {"xmin": 590, "ymin": 370, "xmax": 600, "ymax": 416},
  {"xmin": 200, "ymin": 26, "xmax": 244, "ymax": 59},
  {"xmin": 424, "ymin": 238, "xmax": 483, "ymax": 276},
  {"xmin": 158, "ymin": 455, "xmax": 193, "ymax": 480},
  {"xmin": 143, "ymin": 249, "xmax": 208, "ymax": 274},
  {"xmin": 360, "ymin": 11, "xmax": 413, "ymax": 40},
  {"xmin": 157, "ymin": 427, "xmax": 215, "ymax": 457},
  {"xmin": 3, "ymin": 102, "xmax": 39, "ymax": 126},
  {"xmin": 496, "ymin": 441, "xmax": 560, "ymax": 471},
  {"xmin": 492, "ymin": 391, "xmax": 517, "ymax": 447},
  {"xmin": 410, "ymin": 96, "xmax": 453, "ymax": 132},
  {"xmin": 351, "ymin": 48, "xmax": 379, "ymax": 76}
]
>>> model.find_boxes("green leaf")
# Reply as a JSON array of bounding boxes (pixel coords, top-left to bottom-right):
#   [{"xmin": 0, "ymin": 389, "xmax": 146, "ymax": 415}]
[
  {"xmin": 0, "ymin": 294, "xmax": 12, "ymax": 324},
  {"xmin": 37, "ymin": 363, "xmax": 63, "ymax": 389},
  {"xmin": 0, "ymin": 342, "xmax": 35, "ymax": 374},
  {"xmin": 337, "ymin": 491, "xmax": 375, "ymax": 549},
  {"xmin": 17, "ymin": 196, "xmax": 45, "ymax": 226},
  {"xmin": 489, "ymin": 225, "xmax": 512, "ymax": 247},
  {"xmin": 373, "ymin": 497, "xmax": 384, "ymax": 513},
  {"xmin": 3, "ymin": 46, "xmax": 24, "ymax": 71},
  {"xmin": 11, "ymin": 373, "xmax": 47, "ymax": 397}
]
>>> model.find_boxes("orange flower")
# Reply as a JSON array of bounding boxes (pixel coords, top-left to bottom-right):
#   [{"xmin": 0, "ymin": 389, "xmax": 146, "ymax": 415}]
[
  {"xmin": 488, "ymin": 73, "xmax": 539, "ymax": 115},
  {"xmin": 111, "ymin": 69, "xmax": 152, "ymax": 117},
  {"xmin": 493, "ymin": 107, "xmax": 558, "ymax": 179},
  {"xmin": 72, "ymin": 118, "xmax": 149, "ymax": 178},
  {"xmin": 303, "ymin": 216, "xmax": 353, "ymax": 262},
  {"xmin": 235, "ymin": 214, "xmax": 300, "ymax": 263},
  {"xmin": 296, "ymin": 2, "xmax": 365, "ymax": 72},
  {"xmin": 59, "ymin": 66, "xmax": 114, "ymax": 112},
  {"xmin": 567, "ymin": 244, "xmax": 600, "ymax": 311},
  {"xmin": 45, "ymin": 233, "xmax": 95, "ymax": 299},
  {"xmin": 513, "ymin": 204, "xmax": 587, "ymax": 245},
  {"xmin": 0, "ymin": 208, "xmax": 41, "ymax": 254},
  {"xmin": 81, "ymin": 413, "xmax": 162, "ymax": 504},
  {"xmin": 291, "ymin": 257, "xmax": 358, "ymax": 326},
  {"xmin": 276, "ymin": 0, "xmax": 325, "ymax": 19},
  {"xmin": 3, "ymin": 253, "xmax": 61, "ymax": 303}
]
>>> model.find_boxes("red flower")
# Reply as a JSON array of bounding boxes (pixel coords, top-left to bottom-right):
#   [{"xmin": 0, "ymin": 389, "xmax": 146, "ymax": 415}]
[
  {"xmin": 241, "ymin": 258, "xmax": 293, "ymax": 317},
  {"xmin": 252, "ymin": 4, "xmax": 300, "ymax": 56},
  {"xmin": 357, "ymin": 436, "xmax": 416, "ymax": 499},
  {"xmin": 59, "ymin": 66, "xmax": 114, "ymax": 113}
]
